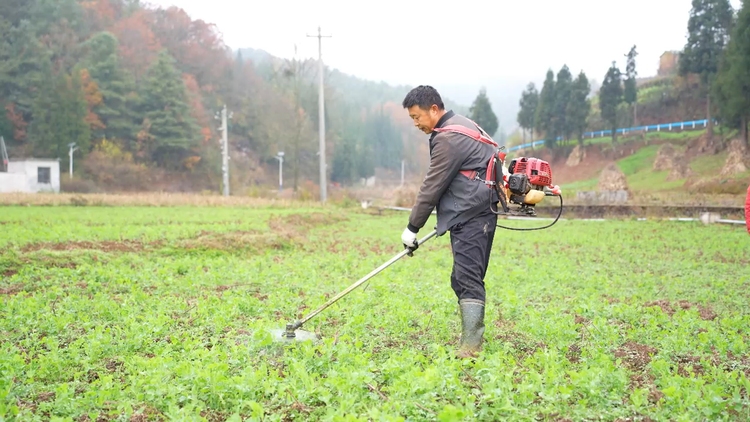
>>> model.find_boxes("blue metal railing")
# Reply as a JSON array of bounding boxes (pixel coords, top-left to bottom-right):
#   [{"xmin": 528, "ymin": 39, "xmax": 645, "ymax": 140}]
[{"xmin": 507, "ymin": 119, "xmax": 710, "ymax": 152}]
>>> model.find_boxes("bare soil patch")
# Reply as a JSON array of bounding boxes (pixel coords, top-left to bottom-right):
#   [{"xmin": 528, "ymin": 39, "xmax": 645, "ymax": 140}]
[
  {"xmin": 614, "ymin": 341, "xmax": 658, "ymax": 371},
  {"xmin": 22, "ymin": 240, "xmax": 146, "ymax": 254},
  {"xmin": 268, "ymin": 212, "xmax": 347, "ymax": 232},
  {"xmin": 653, "ymin": 144, "xmax": 679, "ymax": 171},
  {"xmin": 597, "ymin": 162, "xmax": 630, "ymax": 191},
  {"xmin": 627, "ymin": 372, "xmax": 664, "ymax": 405},
  {"xmin": 643, "ymin": 300, "xmax": 675, "ymax": 316},
  {"xmin": 643, "ymin": 299, "xmax": 717, "ymax": 320},
  {"xmin": 566, "ymin": 343, "xmax": 582, "ymax": 363},
  {"xmin": 0, "ymin": 283, "xmax": 24, "ymax": 296},
  {"xmin": 720, "ymin": 138, "xmax": 750, "ymax": 177},
  {"xmin": 686, "ymin": 133, "xmax": 722, "ymax": 158},
  {"xmin": 495, "ymin": 329, "xmax": 547, "ymax": 357},
  {"xmin": 674, "ymin": 355, "xmax": 705, "ymax": 377}
]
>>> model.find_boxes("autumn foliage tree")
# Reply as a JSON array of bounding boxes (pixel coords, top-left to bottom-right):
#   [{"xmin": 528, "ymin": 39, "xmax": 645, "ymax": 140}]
[
  {"xmin": 138, "ymin": 50, "xmax": 199, "ymax": 169},
  {"xmin": 0, "ymin": 0, "xmax": 431, "ymax": 194}
]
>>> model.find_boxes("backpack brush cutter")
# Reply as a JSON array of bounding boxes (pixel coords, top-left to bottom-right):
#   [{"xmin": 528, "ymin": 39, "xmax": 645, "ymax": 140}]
[
  {"xmin": 271, "ymin": 149, "xmax": 563, "ymax": 343},
  {"xmin": 432, "ymin": 122, "xmax": 564, "ymax": 231},
  {"xmin": 490, "ymin": 150, "xmax": 564, "ymax": 231}
]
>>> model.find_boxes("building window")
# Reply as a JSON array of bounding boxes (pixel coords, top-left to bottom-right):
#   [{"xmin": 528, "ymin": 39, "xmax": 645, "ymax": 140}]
[{"xmin": 38, "ymin": 167, "xmax": 51, "ymax": 184}]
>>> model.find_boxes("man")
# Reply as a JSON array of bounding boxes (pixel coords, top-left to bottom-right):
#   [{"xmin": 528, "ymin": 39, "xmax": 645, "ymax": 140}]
[{"xmin": 400, "ymin": 85, "xmax": 500, "ymax": 359}]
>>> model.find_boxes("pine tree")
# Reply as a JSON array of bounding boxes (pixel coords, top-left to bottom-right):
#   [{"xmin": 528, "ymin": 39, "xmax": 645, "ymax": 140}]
[
  {"xmin": 81, "ymin": 31, "xmax": 138, "ymax": 145},
  {"xmin": 30, "ymin": 67, "xmax": 90, "ymax": 160},
  {"xmin": 367, "ymin": 105, "xmax": 402, "ymax": 171},
  {"xmin": 139, "ymin": 49, "xmax": 199, "ymax": 168},
  {"xmin": 331, "ymin": 135, "xmax": 358, "ymax": 184},
  {"xmin": 469, "ymin": 88, "xmax": 499, "ymax": 137},
  {"xmin": 29, "ymin": 62, "xmax": 58, "ymax": 157},
  {"xmin": 679, "ymin": 0, "xmax": 735, "ymax": 138},
  {"xmin": 61, "ymin": 70, "xmax": 91, "ymax": 157},
  {"xmin": 567, "ymin": 72, "xmax": 592, "ymax": 146},
  {"xmin": 714, "ymin": 0, "xmax": 750, "ymax": 145},
  {"xmin": 0, "ymin": 19, "xmax": 48, "ymax": 142},
  {"xmin": 0, "ymin": 0, "xmax": 35, "ymax": 27},
  {"xmin": 623, "ymin": 45, "xmax": 638, "ymax": 126},
  {"xmin": 553, "ymin": 65, "xmax": 573, "ymax": 142},
  {"xmin": 535, "ymin": 70, "xmax": 556, "ymax": 147},
  {"xmin": 599, "ymin": 62, "xmax": 624, "ymax": 143},
  {"xmin": 517, "ymin": 83, "xmax": 539, "ymax": 145}
]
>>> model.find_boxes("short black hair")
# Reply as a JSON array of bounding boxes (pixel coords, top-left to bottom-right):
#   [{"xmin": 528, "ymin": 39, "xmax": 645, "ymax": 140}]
[{"xmin": 402, "ymin": 85, "xmax": 445, "ymax": 111}]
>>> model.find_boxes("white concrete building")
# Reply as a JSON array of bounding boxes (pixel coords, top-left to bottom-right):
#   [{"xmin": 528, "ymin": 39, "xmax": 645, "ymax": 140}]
[{"xmin": 0, "ymin": 159, "xmax": 60, "ymax": 193}]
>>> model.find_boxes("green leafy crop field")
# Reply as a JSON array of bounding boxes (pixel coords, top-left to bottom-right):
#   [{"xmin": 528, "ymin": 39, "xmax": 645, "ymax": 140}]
[{"xmin": 1, "ymin": 206, "xmax": 749, "ymax": 421}]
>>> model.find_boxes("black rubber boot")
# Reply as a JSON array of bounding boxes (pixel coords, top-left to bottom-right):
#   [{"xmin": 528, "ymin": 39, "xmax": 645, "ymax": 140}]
[{"xmin": 456, "ymin": 299, "xmax": 485, "ymax": 359}]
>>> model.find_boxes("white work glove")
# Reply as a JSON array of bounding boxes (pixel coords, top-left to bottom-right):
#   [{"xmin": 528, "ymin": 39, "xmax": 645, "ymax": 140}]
[{"xmin": 401, "ymin": 227, "xmax": 418, "ymax": 254}]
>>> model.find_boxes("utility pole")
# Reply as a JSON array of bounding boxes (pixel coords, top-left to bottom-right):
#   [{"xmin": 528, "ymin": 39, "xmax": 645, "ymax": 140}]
[
  {"xmin": 275, "ymin": 151, "xmax": 284, "ymax": 192},
  {"xmin": 216, "ymin": 105, "xmax": 231, "ymax": 196},
  {"xmin": 67, "ymin": 142, "xmax": 78, "ymax": 179},
  {"xmin": 0, "ymin": 136, "xmax": 9, "ymax": 172},
  {"xmin": 307, "ymin": 26, "xmax": 331, "ymax": 203},
  {"xmin": 401, "ymin": 159, "xmax": 405, "ymax": 187}
]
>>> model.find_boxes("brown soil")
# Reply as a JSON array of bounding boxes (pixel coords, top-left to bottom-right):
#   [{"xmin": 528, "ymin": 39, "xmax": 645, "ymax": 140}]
[
  {"xmin": 644, "ymin": 300, "xmax": 717, "ymax": 320},
  {"xmin": 667, "ymin": 157, "xmax": 694, "ymax": 181},
  {"xmin": 644, "ymin": 300, "xmax": 675, "ymax": 316},
  {"xmin": 720, "ymin": 138, "xmax": 750, "ymax": 177},
  {"xmin": 676, "ymin": 300, "xmax": 718, "ymax": 321},
  {"xmin": 495, "ymin": 330, "xmax": 546, "ymax": 356},
  {"xmin": 524, "ymin": 135, "xmax": 713, "ymax": 189},
  {"xmin": 686, "ymin": 133, "xmax": 722, "ymax": 158},
  {"xmin": 598, "ymin": 162, "xmax": 629, "ymax": 191},
  {"xmin": 566, "ymin": 343, "xmax": 582, "ymax": 363},
  {"xmin": 21, "ymin": 240, "xmax": 146, "ymax": 254},
  {"xmin": 179, "ymin": 212, "xmax": 346, "ymax": 253},
  {"xmin": 268, "ymin": 212, "xmax": 346, "ymax": 232},
  {"xmin": 0, "ymin": 283, "xmax": 24, "ymax": 295},
  {"xmin": 36, "ymin": 392, "xmax": 55, "ymax": 402},
  {"xmin": 529, "ymin": 144, "xmax": 610, "ymax": 185},
  {"xmin": 574, "ymin": 314, "xmax": 590, "ymax": 325},
  {"xmin": 653, "ymin": 144, "xmax": 678, "ymax": 171},
  {"xmin": 628, "ymin": 372, "xmax": 664, "ymax": 405},
  {"xmin": 199, "ymin": 410, "xmax": 228, "ymax": 422},
  {"xmin": 104, "ymin": 358, "xmax": 124, "ymax": 372},
  {"xmin": 674, "ymin": 355, "xmax": 705, "ymax": 377},
  {"xmin": 128, "ymin": 405, "xmax": 164, "ymax": 422},
  {"xmin": 565, "ymin": 145, "xmax": 586, "ymax": 167},
  {"xmin": 614, "ymin": 341, "xmax": 658, "ymax": 371}
]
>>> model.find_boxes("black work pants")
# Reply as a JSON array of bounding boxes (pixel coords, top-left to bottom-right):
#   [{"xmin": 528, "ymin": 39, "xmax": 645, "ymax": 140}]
[{"xmin": 449, "ymin": 209, "xmax": 497, "ymax": 303}]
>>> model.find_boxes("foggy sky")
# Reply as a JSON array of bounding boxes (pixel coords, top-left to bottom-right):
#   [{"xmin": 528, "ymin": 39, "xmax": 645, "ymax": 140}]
[{"xmin": 143, "ymin": 0, "xmax": 742, "ymax": 129}]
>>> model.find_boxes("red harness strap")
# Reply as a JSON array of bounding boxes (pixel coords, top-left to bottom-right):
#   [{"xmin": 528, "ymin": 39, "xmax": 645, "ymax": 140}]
[
  {"xmin": 433, "ymin": 124, "xmax": 498, "ymax": 148},
  {"xmin": 433, "ymin": 122, "xmax": 499, "ymax": 187}
]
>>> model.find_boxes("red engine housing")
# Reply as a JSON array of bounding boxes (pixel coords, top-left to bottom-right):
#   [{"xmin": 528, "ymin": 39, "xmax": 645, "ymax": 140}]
[{"xmin": 512, "ymin": 157, "xmax": 553, "ymax": 187}]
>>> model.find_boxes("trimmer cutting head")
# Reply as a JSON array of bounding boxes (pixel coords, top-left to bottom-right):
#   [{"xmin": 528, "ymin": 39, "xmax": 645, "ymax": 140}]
[{"xmin": 269, "ymin": 322, "xmax": 320, "ymax": 343}]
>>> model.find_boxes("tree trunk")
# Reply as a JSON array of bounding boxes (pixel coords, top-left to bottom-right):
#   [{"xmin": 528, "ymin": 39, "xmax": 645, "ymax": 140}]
[
  {"xmin": 530, "ymin": 129, "xmax": 534, "ymax": 151},
  {"xmin": 706, "ymin": 87, "xmax": 713, "ymax": 139}
]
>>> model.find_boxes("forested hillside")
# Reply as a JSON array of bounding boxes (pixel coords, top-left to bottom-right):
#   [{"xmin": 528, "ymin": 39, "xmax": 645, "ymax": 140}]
[
  {"xmin": 514, "ymin": 0, "xmax": 750, "ymax": 153},
  {"xmin": 0, "ymin": 0, "xmax": 469, "ymax": 194}
]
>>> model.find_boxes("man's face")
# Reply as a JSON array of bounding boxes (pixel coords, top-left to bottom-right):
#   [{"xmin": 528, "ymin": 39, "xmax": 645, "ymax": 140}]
[{"xmin": 407, "ymin": 105, "xmax": 440, "ymax": 134}]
